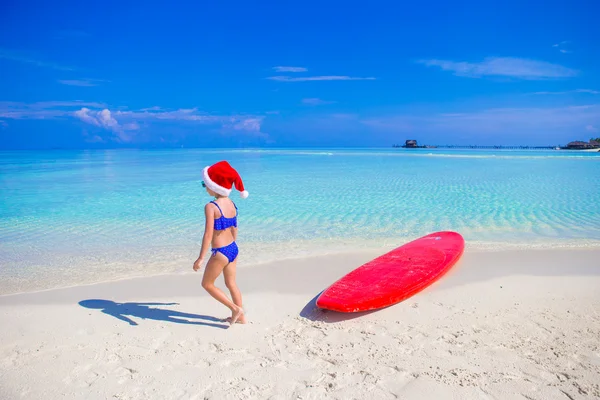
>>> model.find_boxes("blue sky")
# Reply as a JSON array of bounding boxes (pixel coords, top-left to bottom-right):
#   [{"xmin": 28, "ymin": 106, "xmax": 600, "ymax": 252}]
[{"xmin": 1, "ymin": 0, "xmax": 599, "ymax": 149}]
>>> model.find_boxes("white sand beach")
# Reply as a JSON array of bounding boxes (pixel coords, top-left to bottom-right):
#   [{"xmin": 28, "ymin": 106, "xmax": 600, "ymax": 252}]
[{"xmin": 1, "ymin": 247, "xmax": 599, "ymax": 400}]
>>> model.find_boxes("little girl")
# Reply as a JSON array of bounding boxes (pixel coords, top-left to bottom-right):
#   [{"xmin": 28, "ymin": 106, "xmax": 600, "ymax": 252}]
[{"xmin": 193, "ymin": 161, "xmax": 249, "ymax": 325}]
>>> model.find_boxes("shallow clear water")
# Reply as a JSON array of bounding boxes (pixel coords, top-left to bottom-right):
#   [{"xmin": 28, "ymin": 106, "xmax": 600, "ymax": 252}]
[{"xmin": 1, "ymin": 148, "xmax": 599, "ymax": 294}]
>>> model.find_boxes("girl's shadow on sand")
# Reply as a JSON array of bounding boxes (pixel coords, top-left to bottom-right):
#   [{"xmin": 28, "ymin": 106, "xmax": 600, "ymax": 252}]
[{"xmin": 79, "ymin": 299, "xmax": 229, "ymax": 329}]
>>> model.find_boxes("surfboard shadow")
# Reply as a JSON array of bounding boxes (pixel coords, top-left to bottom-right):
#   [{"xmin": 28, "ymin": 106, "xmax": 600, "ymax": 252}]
[
  {"xmin": 299, "ymin": 292, "xmax": 380, "ymax": 323},
  {"xmin": 79, "ymin": 299, "xmax": 229, "ymax": 329}
]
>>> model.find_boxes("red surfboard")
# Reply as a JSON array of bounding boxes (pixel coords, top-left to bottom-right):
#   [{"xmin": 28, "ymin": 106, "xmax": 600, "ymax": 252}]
[{"xmin": 316, "ymin": 231, "xmax": 465, "ymax": 312}]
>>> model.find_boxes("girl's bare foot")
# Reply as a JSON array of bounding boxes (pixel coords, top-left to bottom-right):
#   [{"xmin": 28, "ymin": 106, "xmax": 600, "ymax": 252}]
[
  {"xmin": 224, "ymin": 316, "xmax": 247, "ymax": 324},
  {"xmin": 229, "ymin": 306, "xmax": 246, "ymax": 325}
]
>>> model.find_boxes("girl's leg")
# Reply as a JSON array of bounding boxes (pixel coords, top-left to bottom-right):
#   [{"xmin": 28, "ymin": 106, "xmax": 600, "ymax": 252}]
[
  {"xmin": 201, "ymin": 253, "xmax": 241, "ymax": 315},
  {"xmin": 223, "ymin": 259, "xmax": 246, "ymax": 324}
]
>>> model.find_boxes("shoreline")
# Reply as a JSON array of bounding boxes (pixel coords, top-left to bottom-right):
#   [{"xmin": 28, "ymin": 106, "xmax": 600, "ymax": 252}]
[
  {"xmin": 2, "ymin": 246, "xmax": 599, "ymax": 303},
  {"xmin": 3, "ymin": 240, "xmax": 600, "ymax": 297},
  {"xmin": 1, "ymin": 247, "xmax": 599, "ymax": 399}
]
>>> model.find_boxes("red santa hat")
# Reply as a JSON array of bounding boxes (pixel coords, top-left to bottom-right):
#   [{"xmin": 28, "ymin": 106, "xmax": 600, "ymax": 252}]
[{"xmin": 202, "ymin": 161, "xmax": 249, "ymax": 198}]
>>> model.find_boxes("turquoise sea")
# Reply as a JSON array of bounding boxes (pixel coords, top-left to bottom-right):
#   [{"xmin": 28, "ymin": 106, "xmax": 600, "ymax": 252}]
[{"xmin": 1, "ymin": 148, "xmax": 599, "ymax": 294}]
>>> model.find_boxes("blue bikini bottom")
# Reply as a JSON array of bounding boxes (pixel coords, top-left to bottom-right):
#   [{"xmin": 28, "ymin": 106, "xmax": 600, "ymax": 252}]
[{"xmin": 211, "ymin": 241, "xmax": 239, "ymax": 263}]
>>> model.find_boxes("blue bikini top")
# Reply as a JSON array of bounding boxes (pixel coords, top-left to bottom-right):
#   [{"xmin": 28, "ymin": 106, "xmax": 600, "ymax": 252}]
[{"xmin": 210, "ymin": 201, "xmax": 238, "ymax": 230}]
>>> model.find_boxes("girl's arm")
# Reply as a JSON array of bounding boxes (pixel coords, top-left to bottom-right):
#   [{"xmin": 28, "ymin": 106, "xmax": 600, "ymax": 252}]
[
  {"xmin": 232, "ymin": 226, "xmax": 238, "ymax": 241},
  {"xmin": 195, "ymin": 204, "xmax": 215, "ymax": 267}
]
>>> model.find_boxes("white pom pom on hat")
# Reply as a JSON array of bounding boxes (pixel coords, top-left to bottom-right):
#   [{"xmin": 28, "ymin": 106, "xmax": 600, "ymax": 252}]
[{"xmin": 202, "ymin": 161, "xmax": 249, "ymax": 198}]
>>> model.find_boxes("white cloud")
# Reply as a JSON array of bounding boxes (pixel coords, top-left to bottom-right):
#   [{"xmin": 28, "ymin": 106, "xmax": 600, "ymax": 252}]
[
  {"xmin": 302, "ymin": 98, "xmax": 336, "ymax": 105},
  {"xmin": 75, "ymin": 108, "xmax": 124, "ymax": 129},
  {"xmin": 586, "ymin": 125, "xmax": 599, "ymax": 133},
  {"xmin": 78, "ymin": 107, "xmax": 266, "ymax": 139},
  {"xmin": 532, "ymin": 89, "xmax": 599, "ymax": 95},
  {"xmin": 97, "ymin": 109, "xmax": 119, "ymax": 130},
  {"xmin": 58, "ymin": 79, "xmax": 108, "ymax": 87},
  {"xmin": 273, "ymin": 66, "xmax": 307, "ymax": 72},
  {"xmin": 417, "ymin": 57, "xmax": 577, "ymax": 80},
  {"xmin": 74, "ymin": 107, "xmax": 101, "ymax": 126},
  {"xmin": 74, "ymin": 108, "xmax": 136, "ymax": 142},
  {"xmin": 1, "ymin": 101, "xmax": 267, "ymax": 140},
  {"xmin": 268, "ymin": 75, "xmax": 376, "ymax": 82}
]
